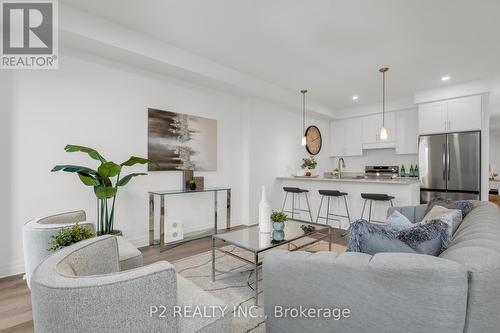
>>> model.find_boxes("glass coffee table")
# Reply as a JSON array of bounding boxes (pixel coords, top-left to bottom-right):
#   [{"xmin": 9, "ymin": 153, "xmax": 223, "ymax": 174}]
[{"xmin": 211, "ymin": 218, "xmax": 343, "ymax": 305}]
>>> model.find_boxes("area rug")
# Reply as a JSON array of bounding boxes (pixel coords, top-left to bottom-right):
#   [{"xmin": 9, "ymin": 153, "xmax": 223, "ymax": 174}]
[{"xmin": 173, "ymin": 239, "xmax": 346, "ymax": 333}]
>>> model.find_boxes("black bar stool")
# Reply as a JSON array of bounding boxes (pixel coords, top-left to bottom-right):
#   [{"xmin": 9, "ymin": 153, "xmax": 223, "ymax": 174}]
[
  {"xmin": 316, "ymin": 190, "xmax": 351, "ymax": 228},
  {"xmin": 360, "ymin": 193, "xmax": 395, "ymax": 223},
  {"xmin": 281, "ymin": 187, "xmax": 313, "ymax": 222}
]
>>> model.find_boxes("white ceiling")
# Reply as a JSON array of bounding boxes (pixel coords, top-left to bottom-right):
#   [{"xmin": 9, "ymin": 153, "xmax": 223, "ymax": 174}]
[{"xmin": 63, "ymin": 0, "xmax": 500, "ymax": 109}]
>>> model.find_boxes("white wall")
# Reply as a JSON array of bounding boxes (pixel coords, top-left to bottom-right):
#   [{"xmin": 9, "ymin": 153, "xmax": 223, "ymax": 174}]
[
  {"xmin": 1, "ymin": 51, "xmax": 331, "ymax": 277},
  {"xmin": 0, "ymin": 72, "xmax": 15, "ymax": 274},
  {"xmin": 245, "ymin": 98, "xmax": 331, "ymax": 218},
  {"xmin": 490, "ymin": 130, "xmax": 500, "ymax": 175},
  {"xmin": 3, "ymin": 53, "xmax": 246, "ymax": 276}
]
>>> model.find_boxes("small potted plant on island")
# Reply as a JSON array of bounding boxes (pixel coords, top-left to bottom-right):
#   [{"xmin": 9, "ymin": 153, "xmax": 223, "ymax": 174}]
[
  {"xmin": 301, "ymin": 156, "xmax": 317, "ymax": 176},
  {"xmin": 187, "ymin": 179, "xmax": 197, "ymax": 191},
  {"xmin": 332, "ymin": 167, "xmax": 340, "ymax": 177}
]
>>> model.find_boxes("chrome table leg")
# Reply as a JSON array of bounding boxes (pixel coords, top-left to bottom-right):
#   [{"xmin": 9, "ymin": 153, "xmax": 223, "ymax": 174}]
[
  {"xmin": 212, "ymin": 238, "xmax": 216, "ymax": 282},
  {"xmin": 149, "ymin": 193, "xmax": 154, "ymax": 246},
  {"xmin": 160, "ymin": 195, "xmax": 166, "ymax": 252},
  {"xmin": 214, "ymin": 191, "xmax": 218, "ymax": 234},
  {"xmin": 226, "ymin": 189, "xmax": 231, "ymax": 230},
  {"xmin": 254, "ymin": 252, "xmax": 259, "ymax": 305}
]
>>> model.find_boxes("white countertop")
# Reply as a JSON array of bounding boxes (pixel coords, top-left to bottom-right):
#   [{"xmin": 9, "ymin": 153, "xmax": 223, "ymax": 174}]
[{"xmin": 276, "ymin": 176, "xmax": 420, "ymax": 185}]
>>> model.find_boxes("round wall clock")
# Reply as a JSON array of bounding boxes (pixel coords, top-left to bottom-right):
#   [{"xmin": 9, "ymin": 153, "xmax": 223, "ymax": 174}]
[{"xmin": 305, "ymin": 125, "xmax": 322, "ymax": 155}]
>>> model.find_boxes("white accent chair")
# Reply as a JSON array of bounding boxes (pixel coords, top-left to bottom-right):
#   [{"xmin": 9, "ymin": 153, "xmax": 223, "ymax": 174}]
[
  {"xmin": 23, "ymin": 210, "xmax": 143, "ymax": 288},
  {"xmin": 31, "ymin": 236, "xmax": 231, "ymax": 333}
]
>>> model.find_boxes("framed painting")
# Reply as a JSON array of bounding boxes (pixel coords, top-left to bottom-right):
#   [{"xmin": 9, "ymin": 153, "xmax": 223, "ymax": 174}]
[{"xmin": 148, "ymin": 108, "xmax": 217, "ymax": 171}]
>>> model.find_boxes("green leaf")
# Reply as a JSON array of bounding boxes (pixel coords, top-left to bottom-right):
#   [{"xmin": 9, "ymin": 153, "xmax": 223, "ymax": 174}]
[
  {"xmin": 95, "ymin": 186, "xmax": 117, "ymax": 199},
  {"xmin": 51, "ymin": 165, "xmax": 98, "ymax": 175},
  {"xmin": 97, "ymin": 162, "xmax": 122, "ymax": 178},
  {"xmin": 48, "ymin": 224, "xmax": 95, "ymax": 252},
  {"xmin": 121, "ymin": 156, "xmax": 155, "ymax": 167},
  {"xmin": 77, "ymin": 172, "xmax": 100, "ymax": 186},
  {"xmin": 117, "ymin": 173, "xmax": 147, "ymax": 186},
  {"xmin": 64, "ymin": 145, "xmax": 107, "ymax": 163}
]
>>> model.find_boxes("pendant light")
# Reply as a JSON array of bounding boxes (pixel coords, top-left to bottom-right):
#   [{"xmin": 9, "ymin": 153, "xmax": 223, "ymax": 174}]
[
  {"xmin": 379, "ymin": 67, "xmax": 389, "ymax": 140},
  {"xmin": 301, "ymin": 89, "xmax": 308, "ymax": 146}
]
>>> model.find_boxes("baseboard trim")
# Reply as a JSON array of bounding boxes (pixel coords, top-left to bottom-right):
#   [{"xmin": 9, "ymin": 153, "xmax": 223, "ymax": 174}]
[
  {"xmin": 127, "ymin": 219, "xmax": 249, "ymax": 248},
  {"xmin": 0, "ymin": 259, "xmax": 25, "ymax": 279},
  {"xmin": 126, "ymin": 235, "xmax": 150, "ymax": 248},
  {"xmin": 0, "ymin": 218, "xmax": 255, "ymax": 278}
]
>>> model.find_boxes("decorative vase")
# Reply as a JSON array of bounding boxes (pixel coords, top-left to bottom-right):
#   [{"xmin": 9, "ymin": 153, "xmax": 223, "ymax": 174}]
[
  {"xmin": 259, "ymin": 232, "xmax": 271, "ymax": 247},
  {"xmin": 272, "ymin": 221, "xmax": 285, "ymax": 231},
  {"xmin": 258, "ymin": 186, "xmax": 271, "ymax": 233},
  {"xmin": 272, "ymin": 230, "xmax": 285, "ymax": 242},
  {"xmin": 189, "ymin": 182, "xmax": 197, "ymax": 191}
]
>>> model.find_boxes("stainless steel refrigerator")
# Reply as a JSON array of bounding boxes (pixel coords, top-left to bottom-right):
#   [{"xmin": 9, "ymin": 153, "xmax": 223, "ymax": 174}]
[{"xmin": 418, "ymin": 131, "xmax": 481, "ymax": 203}]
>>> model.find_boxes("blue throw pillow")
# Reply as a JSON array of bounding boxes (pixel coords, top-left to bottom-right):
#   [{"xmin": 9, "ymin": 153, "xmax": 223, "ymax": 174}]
[
  {"xmin": 386, "ymin": 210, "xmax": 414, "ymax": 231},
  {"xmin": 347, "ymin": 218, "xmax": 449, "ymax": 256}
]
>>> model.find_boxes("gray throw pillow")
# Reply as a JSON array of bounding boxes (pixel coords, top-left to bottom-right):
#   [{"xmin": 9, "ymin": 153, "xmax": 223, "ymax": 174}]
[
  {"xmin": 347, "ymin": 219, "xmax": 449, "ymax": 256},
  {"xmin": 386, "ymin": 210, "xmax": 414, "ymax": 231},
  {"xmin": 425, "ymin": 197, "xmax": 474, "ymax": 218}
]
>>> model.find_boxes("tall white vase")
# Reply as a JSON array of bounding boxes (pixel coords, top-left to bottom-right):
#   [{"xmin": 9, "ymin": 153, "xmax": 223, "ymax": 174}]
[{"xmin": 258, "ymin": 186, "xmax": 271, "ymax": 233}]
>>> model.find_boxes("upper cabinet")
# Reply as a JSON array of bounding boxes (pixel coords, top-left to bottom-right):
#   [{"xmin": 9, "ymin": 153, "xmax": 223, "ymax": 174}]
[
  {"xmin": 447, "ymin": 95, "xmax": 482, "ymax": 132},
  {"xmin": 330, "ymin": 120, "xmax": 344, "ymax": 156},
  {"xmin": 418, "ymin": 101, "xmax": 447, "ymax": 134},
  {"xmin": 330, "ymin": 110, "xmax": 418, "ymax": 157},
  {"xmin": 361, "ymin": 112, "xmax": 396, "ymax": 149},
  {"xmin": 395, "ymin": 109, "xmax": 418, "ymax": 154},
  {"xmin": 330, "ymin": 118, "xmax": 362, "ymax": 157},
  {"xmin": 418, "ymin": 95, "xmax": 482, "ymax": 135},
  {"xmin": 344, "ymin": 118, "xmax": 363, "ymax": 156}
]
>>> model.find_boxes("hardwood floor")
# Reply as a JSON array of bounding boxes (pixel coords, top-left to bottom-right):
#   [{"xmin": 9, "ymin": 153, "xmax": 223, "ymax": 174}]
[
  {"xmin": 0, "ymin": 232, "xmax": 347, "ymax": 332},
  {"xmin": 489, "ymin": 194, "xmax": 500, "ymax": 207}
]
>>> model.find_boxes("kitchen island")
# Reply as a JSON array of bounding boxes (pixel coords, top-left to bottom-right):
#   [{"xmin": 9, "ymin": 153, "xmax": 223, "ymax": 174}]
[{"xmin": 274, "ymin": 176, "xmax": 420, "ymax": 229}]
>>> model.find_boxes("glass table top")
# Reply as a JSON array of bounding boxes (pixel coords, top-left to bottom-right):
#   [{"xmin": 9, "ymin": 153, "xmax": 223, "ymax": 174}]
[
  {"xmin": 213, "ymin": 219, "xmax": 342, "ymax": 253},
  {"xmin": 149, "ymin": 187, "xmax": 231, "ymax": 195}
]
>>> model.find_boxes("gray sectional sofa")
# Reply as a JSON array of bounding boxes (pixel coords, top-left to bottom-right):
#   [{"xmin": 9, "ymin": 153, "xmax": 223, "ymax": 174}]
[
  {"xmin": 30, "ymin": 235, "xmax": 231, "ymax": 333},
  {"xmin": 263, "ymin": 201, "xmax": 500, "ymax": 333}
]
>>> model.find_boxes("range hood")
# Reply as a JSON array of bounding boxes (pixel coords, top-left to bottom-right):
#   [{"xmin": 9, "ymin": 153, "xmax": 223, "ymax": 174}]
[{"xmin": 362, "ymin": 141, "xmax": 396, "ymax": 150}]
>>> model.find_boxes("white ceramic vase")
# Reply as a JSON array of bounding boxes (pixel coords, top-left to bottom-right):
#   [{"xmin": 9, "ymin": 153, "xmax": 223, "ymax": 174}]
[{"xmin": 258, "ymin": 186, "xmax": 271, "ymax": 233}]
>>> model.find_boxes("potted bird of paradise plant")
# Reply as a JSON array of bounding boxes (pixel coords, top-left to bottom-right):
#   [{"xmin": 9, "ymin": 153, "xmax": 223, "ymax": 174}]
[{"xmin": 52, "ymin": 145, "xmax": 154, "ymax": 235}]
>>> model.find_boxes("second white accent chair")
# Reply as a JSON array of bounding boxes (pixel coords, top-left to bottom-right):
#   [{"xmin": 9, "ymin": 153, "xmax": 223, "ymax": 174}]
[{"xmin": 22, "ymin": 210, "xmax": 142, "ymax": 288}]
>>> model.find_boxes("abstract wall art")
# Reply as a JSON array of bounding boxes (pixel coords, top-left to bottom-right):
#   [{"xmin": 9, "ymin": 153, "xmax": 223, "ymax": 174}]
[{"xmin": 148, "ymin": 108, "xmax": 217, "ymax": 171}]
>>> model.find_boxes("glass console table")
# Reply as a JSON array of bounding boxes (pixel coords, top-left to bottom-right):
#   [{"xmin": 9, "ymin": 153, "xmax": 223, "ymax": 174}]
[{"xmin": 149, "ymin": 187, "xmax": 231, "ymax": 252}]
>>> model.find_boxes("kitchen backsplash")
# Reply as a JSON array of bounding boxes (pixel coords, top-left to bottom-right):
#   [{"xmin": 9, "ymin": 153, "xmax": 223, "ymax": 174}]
[{"xmin": 333, "ymin": 148, "xmax": 418, "ymax": 172}]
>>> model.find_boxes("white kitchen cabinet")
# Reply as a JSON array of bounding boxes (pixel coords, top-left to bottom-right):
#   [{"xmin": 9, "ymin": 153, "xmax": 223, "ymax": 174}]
[
  {"xmin": 344, "ymin": 118, "xmax": 363, "ymax": 156},
  {"xmin": 447, "ymin": 95, "xmax": 482, "ymax": 132},
  {"xmin": 362, "ymin": 114, "xmax": 380, "ymax": 144},
  {"xmin": 362, "ymin": 112, "xmax": 395, "ymax": 148},
  {"xmin": 395, "ymin": 109, "xmax": 418, "ymax": 154},
  {"xmin": 418, "ymin": 101, "xmax": 447, "ymax": 134},
  {"xmin": 330, "ymin": 118, "xmax": 362, "ymax": 157},
  {"xmin": 418, "ymin": 95, "xmax": 482, "ymax": 134},
  {"xmin": 330, "ymin": 120, "xmax": 344, "ymax": 156}
]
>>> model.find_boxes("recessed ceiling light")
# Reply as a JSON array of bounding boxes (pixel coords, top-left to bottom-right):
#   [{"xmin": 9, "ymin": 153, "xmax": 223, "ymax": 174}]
[
  {"xmin": 352, "ymin": 95, "xmax": 359, "ymax": 101},
  {"xmin": 441, "ymin": 76, "xmax": 450, "ymax": 81}
]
